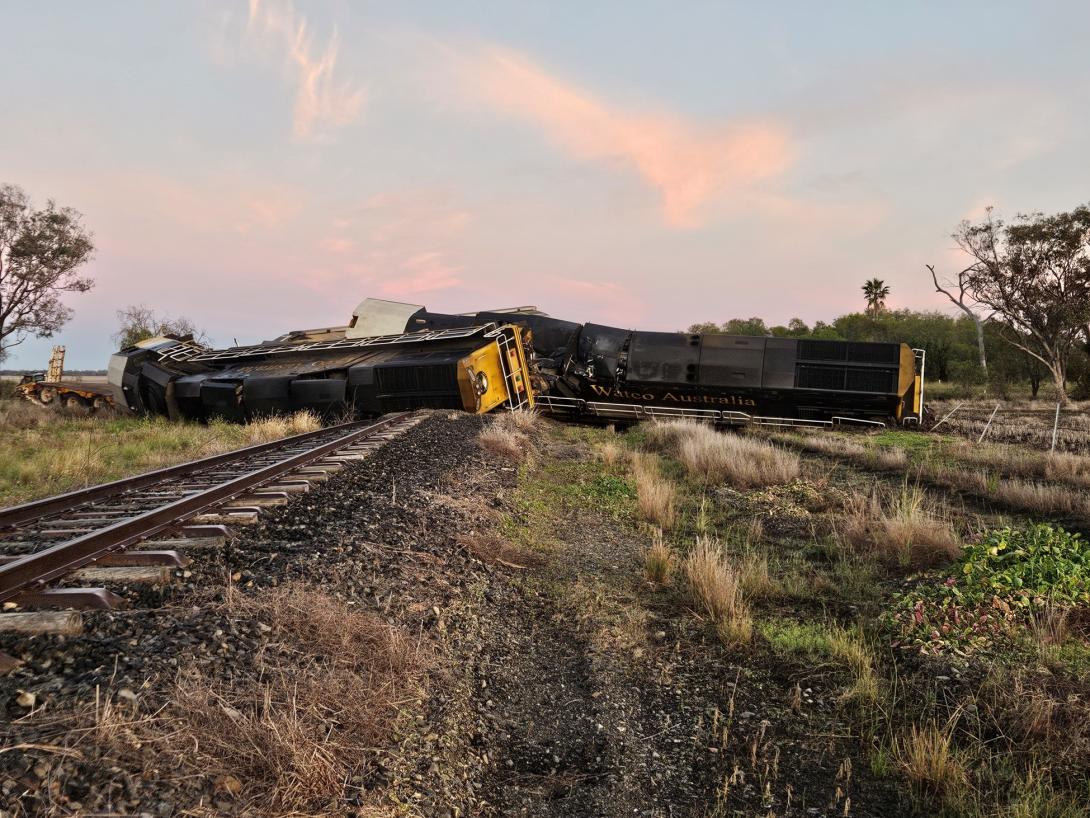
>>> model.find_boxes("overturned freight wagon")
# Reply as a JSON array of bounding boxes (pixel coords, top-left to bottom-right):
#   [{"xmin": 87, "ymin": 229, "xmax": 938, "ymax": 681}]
[{"xmin": 109, "ymin": 299, "xmax": 924, "ymax": 427}]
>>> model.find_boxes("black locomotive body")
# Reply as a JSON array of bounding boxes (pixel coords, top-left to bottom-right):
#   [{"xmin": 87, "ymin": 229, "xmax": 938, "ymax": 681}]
[
  {"xmin": 108, "ymin": 298, "xmax": 923, "ymax": 425},
  {"xmin": 403, "ymin": 305, "xmax": 923, "ymax": 424}
]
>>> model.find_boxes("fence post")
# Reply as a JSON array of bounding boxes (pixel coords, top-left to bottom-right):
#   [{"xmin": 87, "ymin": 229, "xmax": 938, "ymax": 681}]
[
  {"xmin": 977, "ymin": 403, "xmax": 1000, "ymax": 444},
  {"xmin": 931, "ymin": 402, "xmax": 963, "ymax": 431},
  {"xmin": 1051, "ymin": 402, "xmax": 1061, "ymax": 453}
]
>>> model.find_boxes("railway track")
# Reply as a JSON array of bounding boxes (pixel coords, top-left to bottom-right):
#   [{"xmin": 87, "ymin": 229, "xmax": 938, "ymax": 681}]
[{"xmin": 0, "ymin": 411, "xmax": 422, "ymax": 672}]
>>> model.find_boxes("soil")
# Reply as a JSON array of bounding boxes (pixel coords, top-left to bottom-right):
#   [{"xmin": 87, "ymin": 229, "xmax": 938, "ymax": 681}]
[{"xmin": 0, "ymin": 413, "xmax": 904, "ymax": 817}]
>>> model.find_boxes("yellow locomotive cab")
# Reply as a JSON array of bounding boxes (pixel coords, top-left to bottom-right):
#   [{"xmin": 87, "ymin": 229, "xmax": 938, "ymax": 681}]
[{"xmin": 456, "ymin": 326, "xmax": 535, "ymax": 414}]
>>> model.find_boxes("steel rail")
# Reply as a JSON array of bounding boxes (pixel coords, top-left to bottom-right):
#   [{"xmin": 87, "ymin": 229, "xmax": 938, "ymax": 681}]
[
  {"xmin": 0, "ymin": 412, "xmax": 408, "ymax": 604},
  {"xmin": 0, "ymin": 418, "xmax": 378, "ymax": 530}
]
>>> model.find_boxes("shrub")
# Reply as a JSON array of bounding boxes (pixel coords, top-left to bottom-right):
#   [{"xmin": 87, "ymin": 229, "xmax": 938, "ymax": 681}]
[{"xmin": 960, "ymin": 525, "xmax": 1090, "ymax": 606}]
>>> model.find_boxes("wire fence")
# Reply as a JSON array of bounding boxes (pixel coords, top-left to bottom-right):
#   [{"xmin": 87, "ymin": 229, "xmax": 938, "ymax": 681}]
[{"xmin": 928, "ymin": 401, "xmax": 1090, "ymax": 453}]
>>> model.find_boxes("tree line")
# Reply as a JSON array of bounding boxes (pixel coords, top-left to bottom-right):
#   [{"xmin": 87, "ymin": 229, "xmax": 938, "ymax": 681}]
[{"xmin": 690, "ymin": 205, "xmax": 1090, "ymax": 403}]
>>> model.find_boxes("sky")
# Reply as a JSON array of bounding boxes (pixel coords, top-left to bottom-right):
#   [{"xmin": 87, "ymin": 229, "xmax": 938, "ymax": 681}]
[{"xmin": 3, "ymin": 0, "xmax": 1089, "ymax": 369}]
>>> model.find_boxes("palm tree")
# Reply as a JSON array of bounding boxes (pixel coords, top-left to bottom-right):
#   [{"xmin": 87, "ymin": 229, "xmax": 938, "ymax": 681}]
[{"xmin": 862, "ymin": 278, "xmax": 890, "ymax": 316}]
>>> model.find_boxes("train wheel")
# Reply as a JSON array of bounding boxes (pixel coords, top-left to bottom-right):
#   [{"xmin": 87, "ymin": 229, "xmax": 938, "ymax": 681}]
[
  {"xmin": 64, "ymin": 395, "xmax": 90, "ymax": 414},
  {"xmin": 37, "ymin": 386, "xmax": 57, "ymax": 404},
  {"xmin": 92, "ymin": 396, "xmax": 109, "ymax": 411}
]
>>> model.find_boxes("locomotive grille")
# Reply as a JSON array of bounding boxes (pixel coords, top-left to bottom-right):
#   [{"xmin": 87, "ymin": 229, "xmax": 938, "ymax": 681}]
[
  {"xmin": 846, "ymin": 368, "xmax": 898, "ymax": 393},
  {"xmin": 797, "ymin": 364, "xmax": 898, "ymax": 394},
  {"xmin": 847, "ymin": 342, "xmax": 900, "ymax": 365},
  {"xmin": 796, "ymin": 365, "xmax": 845, "ymax": 390},
  {"xmin": 376, "ymin": 364, "xmax": 458, "ymax": 394},
  {"xmin": 798, "ymin": 340, "xmax": 848, "ymax": 361}
]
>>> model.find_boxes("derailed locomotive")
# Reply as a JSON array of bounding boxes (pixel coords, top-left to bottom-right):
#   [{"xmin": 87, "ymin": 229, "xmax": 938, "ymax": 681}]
[{"xmin": 109, "ymin": 298, "xmax": 924, "ymax": 427}]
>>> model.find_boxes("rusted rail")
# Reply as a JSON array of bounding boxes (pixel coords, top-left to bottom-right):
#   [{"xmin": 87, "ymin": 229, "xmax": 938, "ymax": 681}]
[
  {"xmin": 0, "ymin": 419, "xmax": 383, "ymax": 530},
  {"xmin": 0, "ymin": 413, "xmax": 410, "ymax": 605}
]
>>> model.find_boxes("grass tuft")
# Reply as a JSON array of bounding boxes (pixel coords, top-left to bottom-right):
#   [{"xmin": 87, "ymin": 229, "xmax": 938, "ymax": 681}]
[
  {"xmin": 647, "ymin": 420, "xmax": 799, "ymax": 488},
  {"xmin": 643, "ymin": 529, "xmax": 676, "ymax": 585},
  {"xmin": 684, "ymin": 535, "xmax": 752, "ymax": 645},
  {"xmin": 839, "ymin": 484, "xmax": 960, "ymax": 569},
  {"xmin": 632, "ymin": 455, "xmax": 678, "ymax": 530},
  {"xmin": 894, "ymin": 722, "xmax": 968, "ymax": 799}
]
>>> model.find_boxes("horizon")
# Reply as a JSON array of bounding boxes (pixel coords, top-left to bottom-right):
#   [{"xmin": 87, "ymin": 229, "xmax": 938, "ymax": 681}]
[{"xmin": 4, "ymin": 1, "xmax": 1089, "ymax": 369}]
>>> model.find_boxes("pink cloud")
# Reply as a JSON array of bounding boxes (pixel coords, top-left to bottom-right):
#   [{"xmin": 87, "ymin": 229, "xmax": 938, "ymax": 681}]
[
  {"xmin": 542, "ymin": 277, "xmax": 646, "ymax": 326},
  {"xmin": 303, "ymin": 190, "xmax": 473, "ymax": 299},
  {"xmin": 246, "ymin": 0, "xmax": 365, "ymax": 140},
  {"xmin": 444, "ymin": 45, "xmax": 794, "ymax": 228},
  {"xmin": 379, "ymin": 252, "xmax": 463, "ymax": 297}
]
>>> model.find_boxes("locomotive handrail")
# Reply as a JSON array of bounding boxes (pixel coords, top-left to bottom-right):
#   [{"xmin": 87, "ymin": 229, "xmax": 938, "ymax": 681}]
[
  {"xmin": 832, "ymin": 416, "xmax": 887, "ymax": 428},
  {"xmin": 642, "ymin": 406, "xmax": 721, "ymax": 422},
  {"xmin": 751, "ymin": 416, "xmax": 833, "ymax": 428},
  {"xmin": 159, "ymin": 325, "xmax": 497, "ymax": 363}
]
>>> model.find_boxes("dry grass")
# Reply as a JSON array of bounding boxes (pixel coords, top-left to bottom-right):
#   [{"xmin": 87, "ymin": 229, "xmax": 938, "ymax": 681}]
[
  {"xmin": 1043, "ymin": 451, "xmax": 1090, "ymax": 483},
  {"xmin": 34, "ymin": 583, "xmax": 425, "ymax": 816},
  {"xmin": 0, "ymin": 403, "xmax": 326, "ymax": 506},
  {"xmin": 894, "ymin": 722, "xmax": 968, "ymax": 799},
  {"xmin": 500, "ymin": 407, "xmax": 540, "ymax": 434},
  {"xmin": 737, "ymin": 549, "xmax": 778, "ymax": 600},
  {"xmin": 632, "ymin": 455, "xmax": 677, "ymax": 530},
  {"xmin": 643, "ymin": 529, "xmax": 676, "ymax": 585},
  {"xmin": 992, "ymin": 479, "xmax": 1088, "ymax": 517},
  {"xmin": 234, "ymin": 582, "xmax": 422, "ymax": 675},
  {"xmin": 795, "ymin": 434, "xmax": 909, "ymax": 471},
  {"xmin": 879, "ymin": 484, "xmax": 962, "ymax": 567},
  {"xmin": 478, "ymin": 425, "xmax": 527, "ymax": 461},
  {"xmin": 1028, "ymin": 604, "xmax": 1070, "ymax": 655},
  {"xmin": 646, "ymin": 420, "xmax": 799, "ymax": 488},
  {"xmin": 789, "ymin": 429, "xmax": 1090, "ymax": 520},
  {"xmin": 827, "ymin": 628, "xmax": 880, "ymax": 704},
  {"xmin": 171, "ymin": 585, "xmax": 425, "ymax": 813},
  {"xmin": 238, "ymin": 410, "xmax": 322, "ymax": 443},
  {"xmin": 458, "ymin": 532, "xmax": 542, "ymax": 568},
  {"xmin": 598, "ymin": 440, "xmax": 624, "ymax": 466},
  {"xmin": 684, "ymin": 428, "xmax": 798, "ymax": 488},
  {"xmin": 684, "ymin": 535, "xmax": 752, "ymax": 645},
  {"xmin": 838, "ymin": 485, "xmax": 960, "ymax": 568},
  {"xmin": 477, "ymin": 409, "xmax": 542, "ymax": 462}
]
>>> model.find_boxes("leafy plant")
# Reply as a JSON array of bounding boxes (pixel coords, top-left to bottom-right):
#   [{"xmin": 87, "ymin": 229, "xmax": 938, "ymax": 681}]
[
  {"xmin": 959, "ymin": 525, "xmax": 1090, "ymax": 607},
  {"xmin": 886, "ymin": 525, "xmax": 1090, "ymax": 654}
]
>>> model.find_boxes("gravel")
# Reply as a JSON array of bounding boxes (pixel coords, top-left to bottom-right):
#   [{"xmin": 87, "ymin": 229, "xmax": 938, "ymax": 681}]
[{"xmin": 0, "ymin": 412, "xmax": 903, "ymax": 816}]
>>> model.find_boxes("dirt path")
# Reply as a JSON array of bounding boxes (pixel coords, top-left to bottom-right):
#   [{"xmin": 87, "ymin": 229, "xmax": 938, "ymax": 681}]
[{"xmin": 439, "ymin": 432, "xmax": 902, "ymax": 818}]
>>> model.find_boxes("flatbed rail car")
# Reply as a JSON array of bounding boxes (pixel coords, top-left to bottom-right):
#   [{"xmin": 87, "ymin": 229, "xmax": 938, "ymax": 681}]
[
  {"xmin": 17, "ymin": 380, "xmax": 117, "ymax": 412},
  {"xmin": 108, "ymin": 322, "xmax": 533, "ymax": 421}
]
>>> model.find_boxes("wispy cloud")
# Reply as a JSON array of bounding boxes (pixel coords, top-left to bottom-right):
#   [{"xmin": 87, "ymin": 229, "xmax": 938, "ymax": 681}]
[
  {"xmin": 379, "ymin": 252, "xmax": 464, "ymax": 297},
  {"xmin": 307, "ymin": 190, "xmax": 470, "ymax": 298},
  {"xmin": 246, "ymin": 0, "xmax": 365, "ymax": 140},
  {"xmin": 544, "ymin": 277, "xmax": 646, "ymax": 326},
  {"xmin": 442, "ymin": 45, "xmax": 794, "ymax": 228}
]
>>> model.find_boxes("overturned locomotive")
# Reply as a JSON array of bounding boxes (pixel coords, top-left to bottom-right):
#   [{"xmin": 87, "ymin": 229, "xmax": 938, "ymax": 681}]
[{"xmin": 109, "ymin": 298, "xmax": 924, "ymax": 427}]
